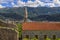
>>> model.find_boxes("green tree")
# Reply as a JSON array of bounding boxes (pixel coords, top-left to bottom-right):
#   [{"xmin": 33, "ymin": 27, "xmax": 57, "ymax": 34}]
[{"xmin": 17, "ymin": 23, "xmax": 22, "ymax": 38}]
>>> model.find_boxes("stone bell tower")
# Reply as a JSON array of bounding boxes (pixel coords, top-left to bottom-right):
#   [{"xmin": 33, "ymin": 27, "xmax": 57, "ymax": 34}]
[{"xmin": 24, "ymin": 7, "xmax": 28, "ymax": 22}]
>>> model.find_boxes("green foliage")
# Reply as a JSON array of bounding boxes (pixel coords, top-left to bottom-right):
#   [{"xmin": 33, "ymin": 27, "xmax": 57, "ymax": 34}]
[{"xmin": 17, "ymin": 23, "xmax": 22, "ymax": 38}]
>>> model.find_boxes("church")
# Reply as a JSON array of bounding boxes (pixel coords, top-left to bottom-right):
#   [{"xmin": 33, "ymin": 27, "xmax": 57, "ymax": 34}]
[
  {"xmin": 22, "ymin": 22, "xmax": 60, "ymax": 40},
  {"xmin": 22, "ymin": 7, "xmax": 60, "ymax": 40}
]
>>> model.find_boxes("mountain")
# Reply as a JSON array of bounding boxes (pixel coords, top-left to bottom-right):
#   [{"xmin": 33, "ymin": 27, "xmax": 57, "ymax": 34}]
[
  {"xmin": 0, "ymin": 7, "xmax": 60, "ymax": 21},
  {"xmin": 30, "ymin": 14, "xmax": 60, "ymax": 21},
  {"xmin": 0, "ymin": 13, "xmax": 24, "ymax": 20}
]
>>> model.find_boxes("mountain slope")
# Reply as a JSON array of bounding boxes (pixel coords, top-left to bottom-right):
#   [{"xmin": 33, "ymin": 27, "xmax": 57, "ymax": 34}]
[{"xmin": 0, "ymin": 7, "xmax": 60, "ymax": 21}]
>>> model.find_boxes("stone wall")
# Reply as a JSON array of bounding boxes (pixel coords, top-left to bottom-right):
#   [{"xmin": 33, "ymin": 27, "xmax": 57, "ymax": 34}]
[
  {"xmin": 0, "ymin": 28, "xmax": 18, "ymax": 40},
  {"xmin": 22, "ymin": 30, "xmax": 60, "ymax": 40}
]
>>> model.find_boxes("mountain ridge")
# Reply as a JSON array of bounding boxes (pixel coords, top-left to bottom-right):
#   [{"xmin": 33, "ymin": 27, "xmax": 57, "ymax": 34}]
[{"xmin": 0, "ymin": 7, "xmax": 60, "ymax": 21}]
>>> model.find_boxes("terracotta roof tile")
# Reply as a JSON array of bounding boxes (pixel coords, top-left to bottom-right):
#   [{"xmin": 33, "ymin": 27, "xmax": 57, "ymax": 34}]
[{"xmin": 22, "ymin": 22, "xmax": 60, "ymax": 31}]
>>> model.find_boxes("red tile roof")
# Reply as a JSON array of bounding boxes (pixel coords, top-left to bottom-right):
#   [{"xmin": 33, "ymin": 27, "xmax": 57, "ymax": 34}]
[{"xmin": 22, "ymin": 22, "xmax": 60, "ymax": 31}]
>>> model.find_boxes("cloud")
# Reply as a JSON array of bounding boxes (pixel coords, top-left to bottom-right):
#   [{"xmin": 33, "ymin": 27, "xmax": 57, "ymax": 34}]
[
  {"xmin": 11, "ymin": 0, "xmax": 25, "ymax": 7},
  {"xmin": 53, "ymin": 0, "xmax": 60, "ymax": 4},
  {"xmin": 53, "ymin": 0, "xmax": 60, "ymax": 7},
  {"xmin": 13, "ymin": 0, "xmax": 40, "ymax": 7},
  {"xmin": 9, "ymin": 0, "xmax": 60, "ymax": 7},
  {"xmin": 26, "ymin": 0, "xmax": 39, "ymax": 7},
  {"xmin": 17, "ymin": 0, "xmax": 25, "ymax": 7},
  {"xmin": 37, "ymin": 0, "xmax": 55, "ymax": 7},
  {"xmin": 0, "ymin": 0, "xmax": 7, "ymax": 3},
  {"xmin": 0, "ymin": 0, "xmax": 15, "ymax": 7},
  {"xmin": 0, "ymin": 4, "xmax": 5, "ymax": 8},
  {"xmin": 11, "ymin": 0, "xmax": 44, "ymax": 7},
  {"xmin": 44, "ymin": 3, "xmax": 55, "ymax": 7},
  {"xmin": 0, "ymin": 0, "xmax": 60, "ymax": 8},
  {"xmin": 36, "ymin": 0, "xmax": 45, "ymax": 6},
  {"xmin": 37, "ymin": 0, "xmax": 60, "ymax": 7},
  {"xmin": 24, "ymin": 0, "xmax": 45, "ymax": 7},
  {"xmin": 11, "ymin": 2, "xmax": 19, "ymax": 7},
  {"xmin": 24, "ymin": 0, "xmax": 56, "ymax": 7}
]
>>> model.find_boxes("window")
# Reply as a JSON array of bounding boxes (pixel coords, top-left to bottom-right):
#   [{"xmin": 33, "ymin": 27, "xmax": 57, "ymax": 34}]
[
  {"xmin": 52, "ymin": 35, "xmax": 56, "ymax": 40},
  {"xmin": 23, "ymin": 35, "xmax": 29, "ymax": 40},
  {"xmin": 35, "ymin": 35, "xmax": 38, "ymax": 39},
  {"xmin": 25, "ymin": 35, "xmax": 29, "ymax": 38},
  {"xmin": 44, "ymin": 35, "xmax": 47, "ymax": 39}
]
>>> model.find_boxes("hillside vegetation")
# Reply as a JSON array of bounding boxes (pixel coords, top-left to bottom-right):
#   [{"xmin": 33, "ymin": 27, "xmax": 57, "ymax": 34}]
[{"xmin": 0, "ymin": 7, "xmax": 60, "ymax": 21}]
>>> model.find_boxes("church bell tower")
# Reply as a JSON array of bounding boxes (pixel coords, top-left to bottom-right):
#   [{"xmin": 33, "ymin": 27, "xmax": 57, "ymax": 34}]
[{"xmin": 24, "ymin": 7, "xmax": 28, "ymax": 22}]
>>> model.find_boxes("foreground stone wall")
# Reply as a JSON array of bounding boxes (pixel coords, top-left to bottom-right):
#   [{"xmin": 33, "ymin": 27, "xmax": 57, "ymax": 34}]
[
  {"xmin": 0, "ymin": 28, "xmax": 18, "ymax": 40},
  {"xmin": 22, "ymin": 30, "xmax": 60, "ymax": 40}
]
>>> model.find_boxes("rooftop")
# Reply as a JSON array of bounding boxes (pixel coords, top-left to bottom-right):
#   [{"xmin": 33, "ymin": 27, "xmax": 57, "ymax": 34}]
[{"xmin": 22, "ymin": 22, "xmax": 60, "ymax": 31}]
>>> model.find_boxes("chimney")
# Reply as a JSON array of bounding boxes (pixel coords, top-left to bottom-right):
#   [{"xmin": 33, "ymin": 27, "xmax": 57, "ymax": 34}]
[{"xmin": 24, "ymin": 7, "xmax": 28, "ymax": 22}]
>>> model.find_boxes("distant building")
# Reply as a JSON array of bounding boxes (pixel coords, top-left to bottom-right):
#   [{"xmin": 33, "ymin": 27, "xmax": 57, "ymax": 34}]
[{"xmin": 22, "ymin": 22, "xmax": 60, "ymax": 40}]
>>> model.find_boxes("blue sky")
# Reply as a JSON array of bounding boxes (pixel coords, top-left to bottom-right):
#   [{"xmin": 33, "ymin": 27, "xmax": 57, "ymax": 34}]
[
  {"xmin": 21, "ymin": 0, "xmax": 28, "ymax": 2},
  {"xmin": 22, "ymin": 0, "xmax": 52, "ymax": 2},
  {"xmin": 0, "ymin": 0, "xmax": 60, "ymax": 8},
  {"xmin": 21, "ymin": 0, "xmax": 35, "ymax": 2}
]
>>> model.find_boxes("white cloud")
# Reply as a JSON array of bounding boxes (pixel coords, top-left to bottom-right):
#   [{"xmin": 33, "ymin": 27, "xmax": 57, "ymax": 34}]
[
  {"xmin": 17, "ymin": 0, "xmax": 25, "ymax": 7},
  {"xmin": 38, "ymin": 0, "xmax": 60, "ymax": 7},
  {"xmin": 11, "ymin": 0, "xmax": 25, "ymax": 7},
  {"xmin": 0, "ymin": 4, "xmax": 5, "ymax": 8},
  {"xmin": 24, "ymin": 0, "xmax": 55, "ymax": 7},
  {"xmin": 44, "ymin": 3, "xmax": 55, "ymax": 7},
  {"xmin": 53, "ymin": 0, "xmax": 60, "ymax": 7},
  {"xmin": 0, "ymin": 0, "xmax": 7, "ymax": 3},
  {"xmin": 0, "ymin": 0, "xmax": 60, "ymax": 8},
  {"xmin": 11, "ymin": 2, "xmax": 19, "ymax": 7},
  {"xmin": 53, "ymin": 0, "xmax": 60, "ymax": 4},
  {"xmin": 13, "ymin": 0, "xmax": 40, "ymax": 7},
  {"xmin": 9, "ymin": 0, "xmax": 60, "ymax": 7},
  {"xmin": 24, "ymin": 0, "xmax": 45, "ymax": 7},
  {"xmin": 11, "ymin": 2, "xmax": 15, "ymax": 5},
  {"xmin": 36, "ymin": 0, "xmax": 45, "ymax": 6},
  {"xmin": 26, "ymin": 0, "xmax": 39, "ymax": 7}
]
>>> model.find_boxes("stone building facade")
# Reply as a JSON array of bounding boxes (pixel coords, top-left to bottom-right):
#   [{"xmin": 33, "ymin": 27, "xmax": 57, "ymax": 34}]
[
  {"xmin": 0, "ymin": 21, "xmax": 18, "ymax": 40},
  {"xmin": 0, "ymin": 29, "xmax": 17, "ymax": 40}
]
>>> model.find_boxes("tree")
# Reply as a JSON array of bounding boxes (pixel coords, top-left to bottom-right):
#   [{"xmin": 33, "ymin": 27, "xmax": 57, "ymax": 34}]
[{"xmin": 17, "ymin": 23, "xmax": 22, "ymax": 38}]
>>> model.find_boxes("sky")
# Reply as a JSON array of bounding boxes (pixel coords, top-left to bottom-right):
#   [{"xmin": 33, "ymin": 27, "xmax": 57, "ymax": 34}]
[{"xmin": 0, "ymin": 0, "xmax": 60, "ymax": 8}]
